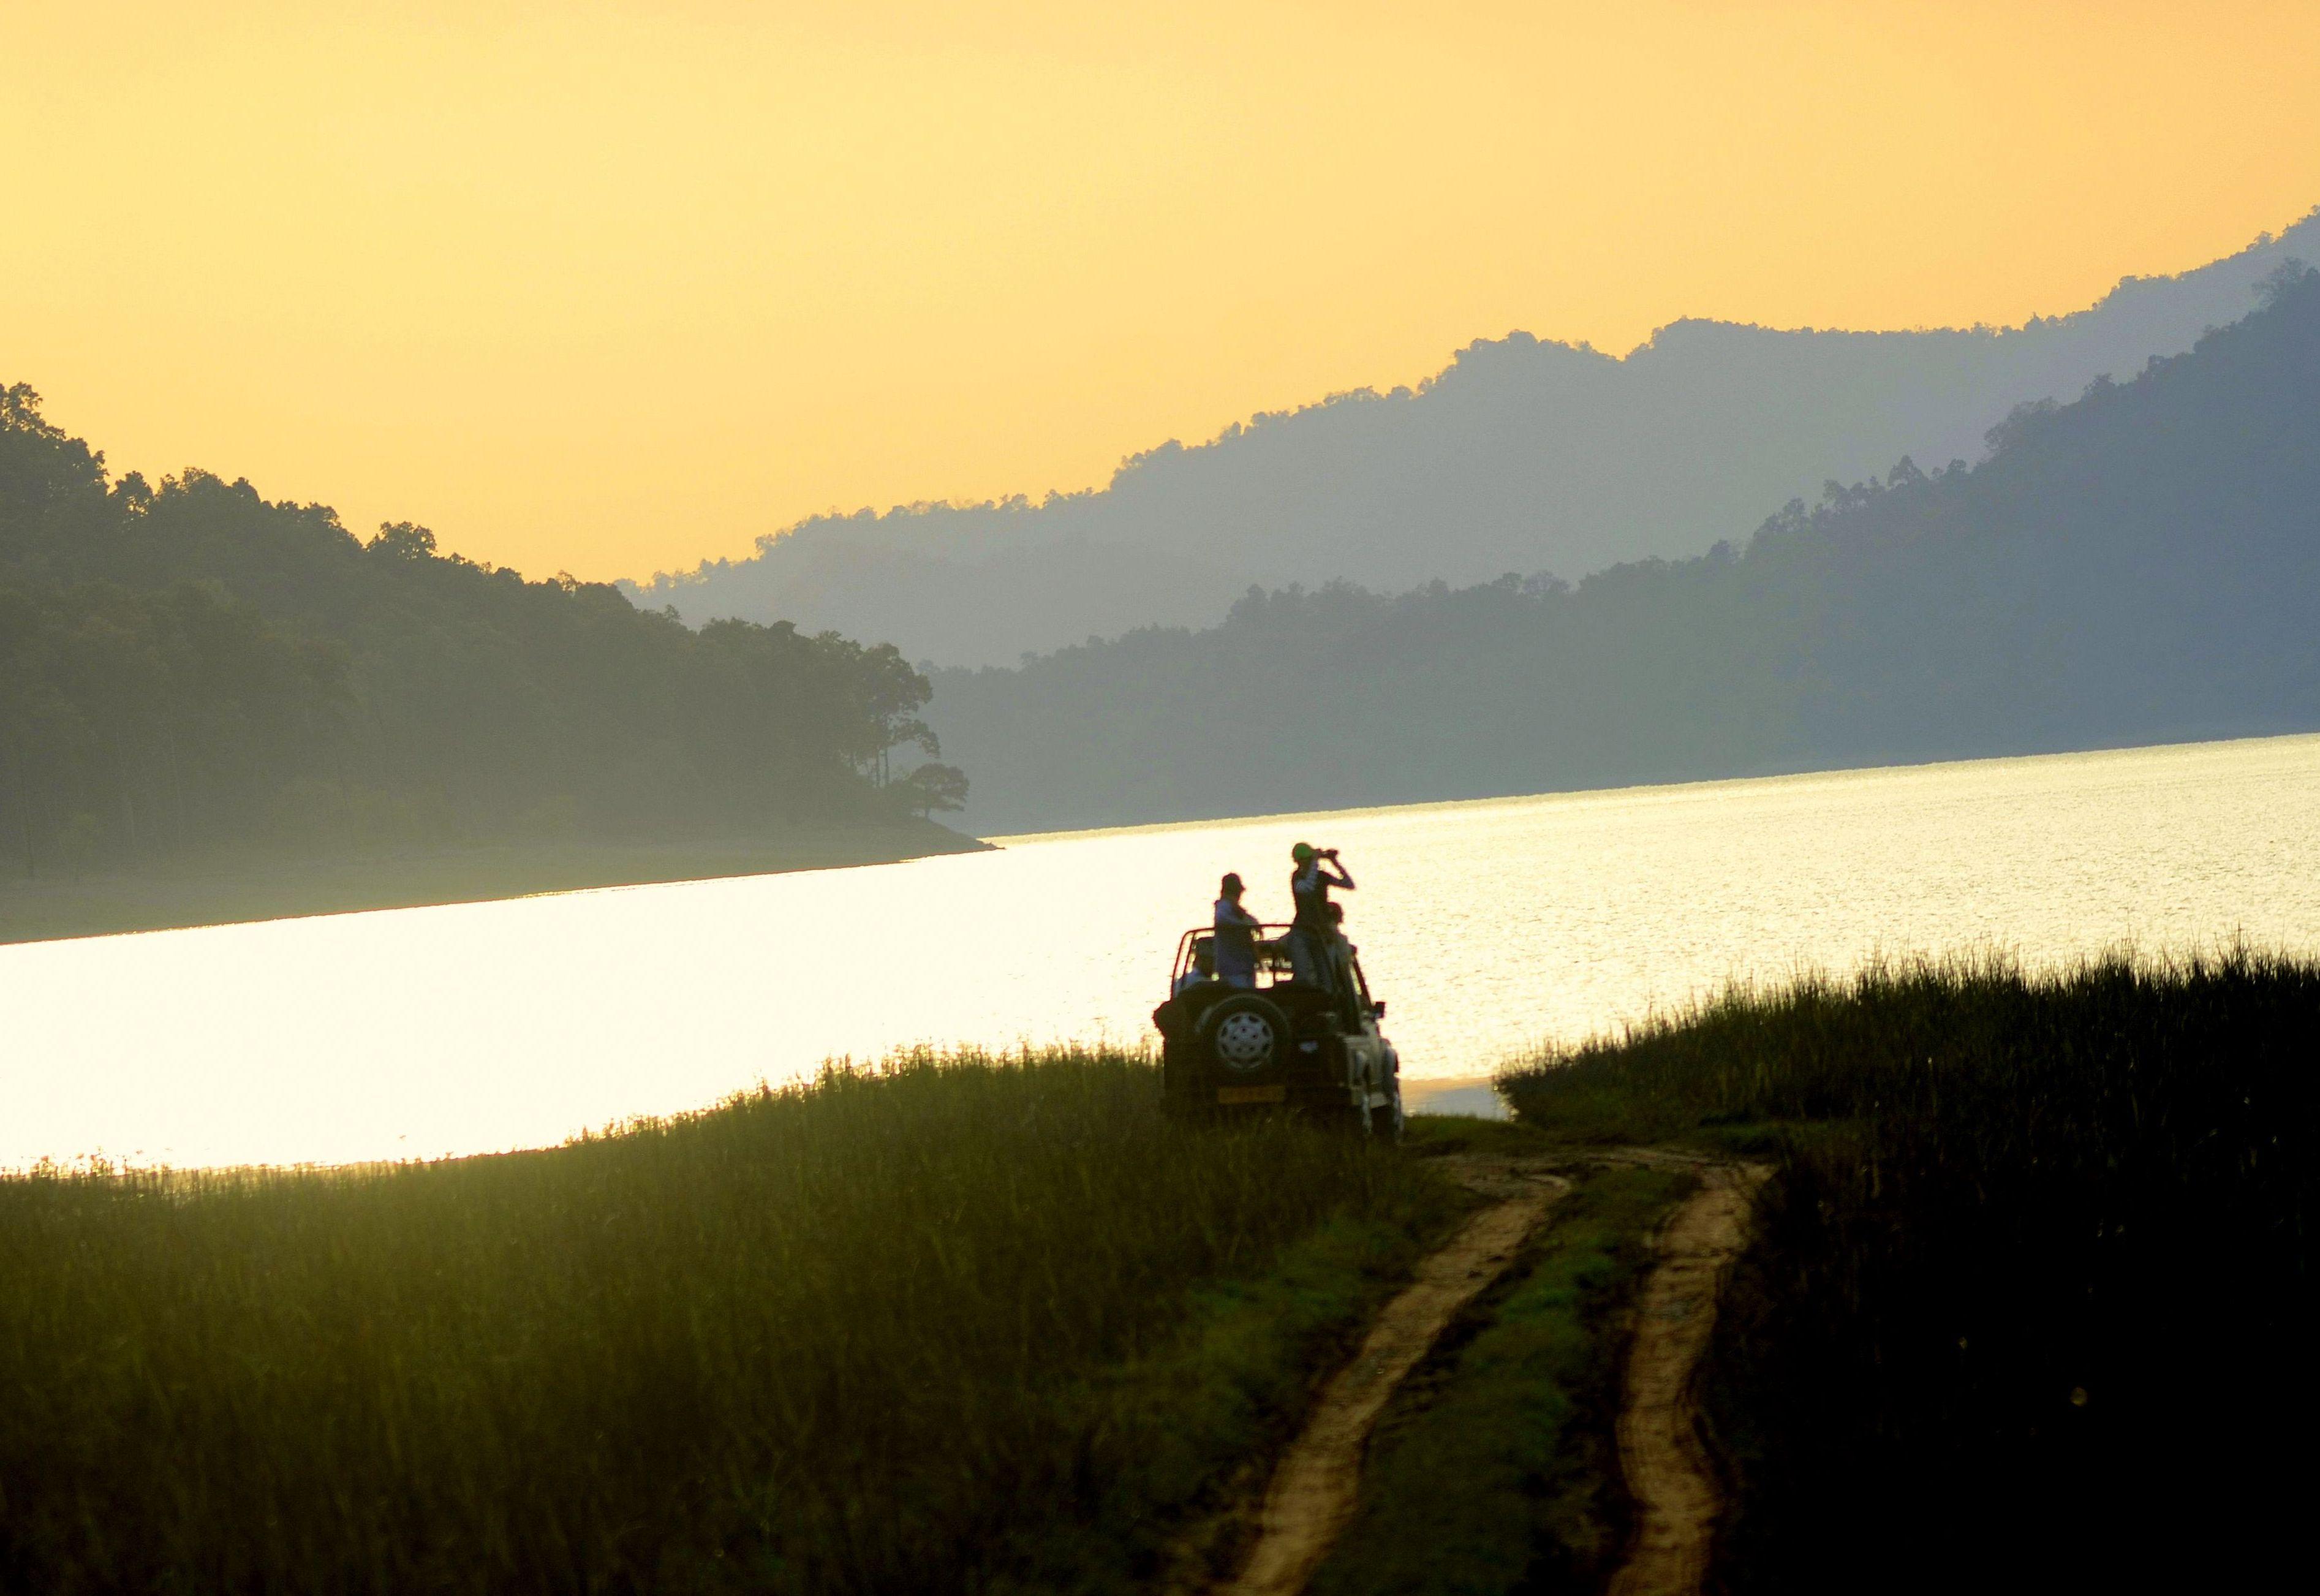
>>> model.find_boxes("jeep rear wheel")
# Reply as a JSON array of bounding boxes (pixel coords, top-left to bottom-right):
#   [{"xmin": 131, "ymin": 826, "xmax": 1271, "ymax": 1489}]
[{"xmin": 1198, "ymin": 993, "xmax": 1290, "ymax": 1079}]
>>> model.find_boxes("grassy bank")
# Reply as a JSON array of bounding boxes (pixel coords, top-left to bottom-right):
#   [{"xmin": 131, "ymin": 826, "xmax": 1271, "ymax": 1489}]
[
  {"xmin": 0, "ymin": 820, "xmax": 986, "ymax": 945},
  {"xmin": 0, "ymin": 1048, "xmax": 1457, "ymax": 1594},
  {"xmin": 1499, "ymin": 953, "xmax": 2317, "ymax": 1592}
]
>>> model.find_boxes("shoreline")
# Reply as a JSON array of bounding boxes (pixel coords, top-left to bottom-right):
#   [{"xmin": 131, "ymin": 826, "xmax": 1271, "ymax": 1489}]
[
  {"xmin": 0, "ymin": 822, "xmax": 991, "ymax": 947},
  {"xmin": 1399, "ymin": 1075, "xmax": 1508, "ymax": 1119}
]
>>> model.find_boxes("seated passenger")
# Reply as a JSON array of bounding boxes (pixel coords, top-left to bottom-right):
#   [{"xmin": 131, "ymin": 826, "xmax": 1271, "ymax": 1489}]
[
  {"xmin": 1213, "ymin": 872, "xmax": 1261, "ymax": 989},
  {"xmin": 1324, "ymin": 901, "xmax": 1359, "ymax": 1016},
  {"xmin": 1174, "ymin": 941, "xmax": 1217, "ymax": 996}
]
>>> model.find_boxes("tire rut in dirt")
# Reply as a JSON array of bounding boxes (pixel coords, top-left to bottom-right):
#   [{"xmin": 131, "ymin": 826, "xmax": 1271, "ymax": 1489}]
[
  {"xmin": 1215, "ymin": 1157, "xmax": 1568, "ymax": 1596},
  {"xmin": 1603, "ymin": 1158, "xmax": 1769, "ymax": 1596}
]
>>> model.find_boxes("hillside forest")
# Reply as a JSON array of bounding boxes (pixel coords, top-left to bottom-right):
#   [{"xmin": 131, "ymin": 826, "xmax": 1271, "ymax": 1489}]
[
  {"xmin": 635, "ymin": 213, "xmax": 2317, "ymax": 667},
  {"xmin": 0, "ymin": 390, "xmax": 967, "ymax": 880},
  {"xmin": 929, "ymin": 265, "xmax": 2320, "ymax": 833}
]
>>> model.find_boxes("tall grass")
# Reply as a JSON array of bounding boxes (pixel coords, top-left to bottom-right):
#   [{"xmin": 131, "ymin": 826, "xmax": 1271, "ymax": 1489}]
[
  {"xmin": 0, "ymin": 1046, "xmax": 1453, "ymax": 1594},
  {"xmin": 1500, "ymin": 953, "xmax": 2316, "ymax": 1590}
]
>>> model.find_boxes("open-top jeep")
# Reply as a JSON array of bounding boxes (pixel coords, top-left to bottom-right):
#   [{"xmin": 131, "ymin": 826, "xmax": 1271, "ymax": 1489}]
[{"xmin": 1151, "ymin": 924, "xmax": 1404, "ymax": 1137}]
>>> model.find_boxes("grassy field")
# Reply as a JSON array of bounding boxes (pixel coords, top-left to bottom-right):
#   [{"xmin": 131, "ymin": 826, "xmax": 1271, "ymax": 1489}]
[
  {"xmin": 0, "ymin": 1048, "xmax": 1458, "ymax": 1595},
  {"xmin": 13, "ymin": 958, "xmax": 2308, "ymax": 1594},
  {"xmin": 0, "ymin": 820, "xmax": 986, "ymax": 945},
  {"xmin": 1500, "ymin": 953, "xmax": 2317, "ymax": 1592}
]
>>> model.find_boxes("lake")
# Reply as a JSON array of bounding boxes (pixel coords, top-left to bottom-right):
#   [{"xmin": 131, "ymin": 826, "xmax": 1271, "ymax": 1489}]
[{"xmin": 8, "ymin": 732, "xmax": 2320, "ymax": 1170}]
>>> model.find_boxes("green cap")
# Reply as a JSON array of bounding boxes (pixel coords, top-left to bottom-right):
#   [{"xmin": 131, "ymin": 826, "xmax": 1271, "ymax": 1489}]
[{"xmin": 1291, "ymin": 842, "xmax": 1317, "ymax": 863}]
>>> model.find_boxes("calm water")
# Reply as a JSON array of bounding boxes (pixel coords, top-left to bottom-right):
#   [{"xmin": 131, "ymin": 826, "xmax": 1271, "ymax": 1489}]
[{"xmin": 7, "ymin": 733, "xmax": 2320, "ymax": 1170}]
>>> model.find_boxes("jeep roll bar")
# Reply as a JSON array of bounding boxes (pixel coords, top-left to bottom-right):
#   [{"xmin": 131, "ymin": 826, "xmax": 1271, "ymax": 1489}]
[
  {"xmin": 1171, "ymin": 923, "xmax": 1297, "ymax": 994},
  {"xmin": 1168, "ymin": 924, "xmax": 1378, "ymax": 1021}
]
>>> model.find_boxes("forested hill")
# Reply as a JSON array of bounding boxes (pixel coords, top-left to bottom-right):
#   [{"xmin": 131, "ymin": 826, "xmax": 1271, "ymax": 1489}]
[
  {"xmin": 928, "ymin": 266, "xmax": 2320, "ymax": 834},
  {"xmin": 0, "ymin": 391, "xmax": 964, "ymax": 879},
  {"xmin": 635, "ymin": 213, "xmax": 2317, "ymax": 667}
]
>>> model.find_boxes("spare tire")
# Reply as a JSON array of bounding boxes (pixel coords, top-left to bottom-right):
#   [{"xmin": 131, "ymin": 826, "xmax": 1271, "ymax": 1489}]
[{"xmin": 1198, "ymin": 992, "xmax": 1290, "ymax": 1078}]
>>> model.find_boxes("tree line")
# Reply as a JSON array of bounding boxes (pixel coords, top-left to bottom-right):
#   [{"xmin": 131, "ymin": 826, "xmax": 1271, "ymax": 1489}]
[
  {"xmin": 928, "ymin": 265, "xmax": 2320, "ymax": 832},
  {"xmin": 0, "ymin": 386, "xmax": 965, "ymax": 879}
]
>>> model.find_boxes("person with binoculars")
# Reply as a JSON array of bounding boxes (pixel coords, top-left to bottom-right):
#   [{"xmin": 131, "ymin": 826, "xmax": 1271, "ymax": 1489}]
[{"xmin": 1285, "ymin": 841, "xmax": 1355, "ymax": 988}]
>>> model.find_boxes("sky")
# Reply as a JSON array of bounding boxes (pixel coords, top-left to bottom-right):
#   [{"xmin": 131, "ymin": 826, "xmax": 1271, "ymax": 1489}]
[{"xmin": 6, "ymin": 2, "xmax": 2318, "ymax": 582}]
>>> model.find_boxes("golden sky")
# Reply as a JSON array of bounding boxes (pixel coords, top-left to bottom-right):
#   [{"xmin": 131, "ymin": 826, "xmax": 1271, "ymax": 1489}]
[{"xmin": 7, "ymin": 1, "xmax": 2318, "ymax": 581}]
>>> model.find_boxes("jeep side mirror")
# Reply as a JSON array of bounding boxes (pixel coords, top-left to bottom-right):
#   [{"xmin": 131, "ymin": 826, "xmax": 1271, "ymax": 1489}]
[{"xmin": 1372, "ymin": 1000, "xmax": 1386, "ymax": 1019}]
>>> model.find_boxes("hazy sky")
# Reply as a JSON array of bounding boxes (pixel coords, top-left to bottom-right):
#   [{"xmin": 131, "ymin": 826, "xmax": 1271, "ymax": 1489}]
[{"xmin": 7, "ymin": 2, "xmax": 2318, "ymax": 581}]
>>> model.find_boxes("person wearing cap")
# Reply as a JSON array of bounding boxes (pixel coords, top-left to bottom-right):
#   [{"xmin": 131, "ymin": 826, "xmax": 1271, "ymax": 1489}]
[
  {"xmin": 1287, "ymin": 842, "xmax": 1355, "ymax": 987},
  {"xmin": 1212, "ymin": 871, "xmax": 1262, "ymax": 989}
]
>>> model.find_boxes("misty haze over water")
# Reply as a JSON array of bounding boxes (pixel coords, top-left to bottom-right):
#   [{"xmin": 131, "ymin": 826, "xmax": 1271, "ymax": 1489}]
[{"xmin": 7, "ymin": 733, "xmax": 2319, "ymax": 1171}]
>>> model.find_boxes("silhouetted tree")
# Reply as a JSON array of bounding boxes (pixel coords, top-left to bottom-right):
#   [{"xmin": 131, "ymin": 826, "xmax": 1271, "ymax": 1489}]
[{"xmin": 895, "ymin": 762, "xmax": 969, "ymax": 818}]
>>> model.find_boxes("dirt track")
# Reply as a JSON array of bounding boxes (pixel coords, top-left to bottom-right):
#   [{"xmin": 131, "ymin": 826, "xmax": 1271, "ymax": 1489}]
[
  {"xmin": 1214, "ymin": 1149, "xmax": 1766, "ymax": 1596},
  {"xmin": 1217, "ymin": 1155, "xmax": 1570, "ymax": 1596},
  {"xmin": 1604, "ymin": 1156, "xmax": 1769, "ymax": 1596}
]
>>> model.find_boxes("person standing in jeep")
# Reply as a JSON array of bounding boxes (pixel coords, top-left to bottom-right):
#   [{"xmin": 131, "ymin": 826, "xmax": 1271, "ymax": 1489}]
[
  {"xmin": 1213, "ymin": 872, "xmax": 1262, "ymax": 988},
  {"xmin": 1287, "ymin": 842, "xmax": 1355, "ymax": 988}
]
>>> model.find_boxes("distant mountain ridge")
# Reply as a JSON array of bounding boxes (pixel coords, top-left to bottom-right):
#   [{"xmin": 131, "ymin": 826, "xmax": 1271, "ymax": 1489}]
[
  {"xmin": 924, "ymin": 265, "xmax": 2320, "ymax": 833},
  {"xmin": 630, "ymin": 210, "xmax": 2318, "ymax": 667}
]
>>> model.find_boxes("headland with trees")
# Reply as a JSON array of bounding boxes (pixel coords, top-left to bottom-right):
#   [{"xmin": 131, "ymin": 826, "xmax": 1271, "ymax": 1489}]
[{"xmin": 0, "ymin": 387, "xmax": 974, "ymax": 941}]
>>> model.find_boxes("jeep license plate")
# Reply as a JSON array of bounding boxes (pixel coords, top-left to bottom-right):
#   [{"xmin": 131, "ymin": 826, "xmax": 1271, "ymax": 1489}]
[{"xmin": 1217, "ymin": 1084, "xmax": 1287, "ymax": 1106}]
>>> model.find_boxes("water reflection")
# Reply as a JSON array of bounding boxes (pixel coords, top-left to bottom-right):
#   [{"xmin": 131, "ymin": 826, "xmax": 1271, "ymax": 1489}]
[{"xmin": 7, "ymin": 733, "xmax": 2319, "ymax": 1169}]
